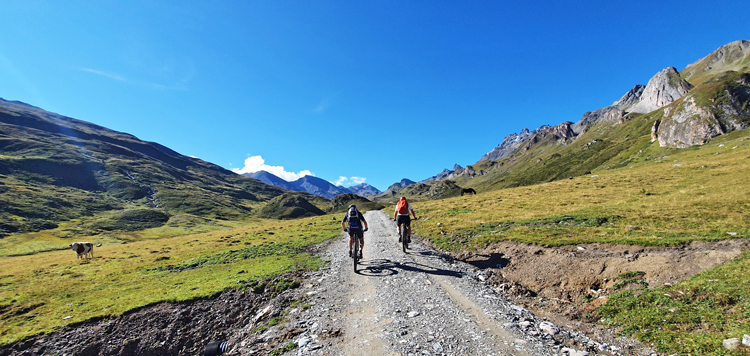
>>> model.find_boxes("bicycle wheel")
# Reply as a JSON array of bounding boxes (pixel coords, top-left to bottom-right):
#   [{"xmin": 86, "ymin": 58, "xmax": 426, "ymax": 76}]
[
  {"xmin": 400, "ymin": 222, "xmax": 408, "ymax": 252},
  {"xmin": 353, "ymin": 235, "xmax": 359, "ymax": 272}
]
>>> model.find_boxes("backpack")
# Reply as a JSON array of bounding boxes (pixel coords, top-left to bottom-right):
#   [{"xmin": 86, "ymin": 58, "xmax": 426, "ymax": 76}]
[
  {"xmin": 347, "ymin": 207, "xmax": 361, "ymax": 230},
  {"xmin": 396, "ymin": 199, "xmax": 409, "ymax": 215}
]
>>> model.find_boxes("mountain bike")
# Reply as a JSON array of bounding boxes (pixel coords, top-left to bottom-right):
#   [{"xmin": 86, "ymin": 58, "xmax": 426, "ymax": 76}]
[
  {"xmin": 349, "ymin": 228, "xmax": 366, "ymax": 272},
  {"xmin": 352, "ymin": 232, "xmax": 360, "ymax": 272},
  {"xmin": 400, "ymin": 221, "xmax": 408, "ymax": 253}
]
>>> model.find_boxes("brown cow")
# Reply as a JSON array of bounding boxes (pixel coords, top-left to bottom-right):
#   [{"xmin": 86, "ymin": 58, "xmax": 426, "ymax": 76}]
[{"xmin": 69, "ymin": 242, "xmax": 94, "ymax": 259}]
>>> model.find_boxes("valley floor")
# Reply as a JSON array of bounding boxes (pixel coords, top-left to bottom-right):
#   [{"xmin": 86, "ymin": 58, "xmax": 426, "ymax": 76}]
[{"xmin": 11, "ymin": 211, "xmax": 747, "ymax": 355}]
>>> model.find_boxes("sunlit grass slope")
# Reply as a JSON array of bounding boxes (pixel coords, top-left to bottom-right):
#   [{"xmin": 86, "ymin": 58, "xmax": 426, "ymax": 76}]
[
  {"xmin": 0, "ymin": 215, "xmax": 341, "ymax": 345},
  {"xmin": 400, "ymin": 128, "xmax": 750, "ymax": 356},
  {"xmin": 410, "ymin": 127, "xmax": 750, "ymax": 249}
]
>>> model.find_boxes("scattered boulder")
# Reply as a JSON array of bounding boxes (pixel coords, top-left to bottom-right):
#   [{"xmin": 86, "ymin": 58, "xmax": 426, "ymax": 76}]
[
  {"xmin": 723, "ymin": 337, "xmax": 740, "ymax": 351},
  {"xmin": 539, "ymin": 321, "xmax": 559, "ymax": 335}
]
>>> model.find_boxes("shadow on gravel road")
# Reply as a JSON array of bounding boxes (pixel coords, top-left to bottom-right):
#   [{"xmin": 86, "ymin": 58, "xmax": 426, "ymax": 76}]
[{"xmin": 355, "ymin": 258, "xmax": 464, "ymax": 278}]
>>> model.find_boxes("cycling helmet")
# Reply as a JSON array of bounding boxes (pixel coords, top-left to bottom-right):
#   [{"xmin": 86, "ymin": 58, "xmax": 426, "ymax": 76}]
[{"xmin": 348, "ymin": 204, "xmax": 357, "ymax": 210}]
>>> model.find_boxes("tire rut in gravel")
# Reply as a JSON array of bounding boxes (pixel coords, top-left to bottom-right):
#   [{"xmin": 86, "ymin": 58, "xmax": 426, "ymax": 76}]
[{"xmin": 286, "ymin": 210, "xmax": 571, "ymax": 356}]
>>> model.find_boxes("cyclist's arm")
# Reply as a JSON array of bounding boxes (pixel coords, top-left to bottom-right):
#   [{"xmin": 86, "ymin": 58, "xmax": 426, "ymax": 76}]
[{"xmin": 410, "ymin": 208, "xmax": 417, "ymax": 219}]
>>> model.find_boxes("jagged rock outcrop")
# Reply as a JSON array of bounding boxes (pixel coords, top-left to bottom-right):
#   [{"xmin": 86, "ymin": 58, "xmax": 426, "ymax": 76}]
[
  {"xmin": 480, "ymin": 126, "xmax": 551, "ymax": 162},
  {"xmin": 571, "ymin": 85, "xmax": 644, "ymax": 133},
  {"xmin": 613, "ymin": 84, "xmax": 647, "ymax": 109},
  {"xmin": 628, "ymin": 67, "xmax": 693, "ymax": 114},
  {"xmin": 655, "ymin": 72, "xmax": 750, "ymax": 148},
  {"xmin": 521, "ymin": 122, "xmax": 577, "ymax": 152}
]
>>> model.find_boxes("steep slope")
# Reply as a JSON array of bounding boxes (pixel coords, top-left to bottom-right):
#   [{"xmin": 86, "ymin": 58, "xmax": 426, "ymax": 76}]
[
  {"xmin": 0, "ymin": 99, "xmax": 287, "ymax": 236},
  {"xmin": 680, "ymin": 40, "xmax": 750, "ymax": 86}
]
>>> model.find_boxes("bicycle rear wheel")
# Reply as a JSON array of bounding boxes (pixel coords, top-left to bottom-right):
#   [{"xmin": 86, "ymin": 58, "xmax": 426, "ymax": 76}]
[
  {"xmin": 353, "ymin": 236, "xmax": 359, "ymax": 272},
  {"xmin": 400, "ymin": 222, "xmax": 408, "ymax": 252}
]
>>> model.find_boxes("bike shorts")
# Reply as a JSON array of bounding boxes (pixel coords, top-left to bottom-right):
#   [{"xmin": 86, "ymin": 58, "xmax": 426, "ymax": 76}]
[
  {"xmin": 396, "ymin": 215, "xmax": 411, "ymax": 227},
  {"xmin": 348, "ymin": 229, "xmax": 364, "ymax": 239}
]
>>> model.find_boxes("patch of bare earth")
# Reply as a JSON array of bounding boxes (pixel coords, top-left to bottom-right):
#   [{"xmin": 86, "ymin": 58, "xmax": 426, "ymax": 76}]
[{"xmin": 451, "ymin": 238, "xmax": 750, "ymax": 340}]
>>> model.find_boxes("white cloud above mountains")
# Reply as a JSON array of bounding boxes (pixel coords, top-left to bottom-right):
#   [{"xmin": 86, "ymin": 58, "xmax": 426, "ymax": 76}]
[
  {"xmin": 232, "ymin": 155, "xmax": 313, "ymax": 182},
  {"xmin": 335, "ymin": 176, "xmax": 367, "ymax": 187}
]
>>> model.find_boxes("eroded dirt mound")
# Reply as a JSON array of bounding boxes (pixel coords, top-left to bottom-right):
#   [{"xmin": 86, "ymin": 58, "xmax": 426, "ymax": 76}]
[
  {"xmin": 453, "ymin": 238, "xmax": 750, "ymax": 320},
  {"xmin": 0, "ymin": 277, "xmax": 300, "ymax": 356}
]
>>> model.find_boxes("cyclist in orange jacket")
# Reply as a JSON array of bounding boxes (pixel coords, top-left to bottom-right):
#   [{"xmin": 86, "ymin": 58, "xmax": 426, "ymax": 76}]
[{"xmin": 394, "ymin": 196, "xmax": 417, "ymax": 242}]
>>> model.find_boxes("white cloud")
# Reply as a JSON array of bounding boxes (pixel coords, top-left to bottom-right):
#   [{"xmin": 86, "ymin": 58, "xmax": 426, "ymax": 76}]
[
  {"xmin": 334, "ymin": 176, "xmax": 348, "ymax": 186},
  {"xmin": 335, "ymin": 176, "xmax": 367, "ymax": 187},
  {"xmin": 232, "ymin": 155, "xmax": 312, "ymax": 182}
]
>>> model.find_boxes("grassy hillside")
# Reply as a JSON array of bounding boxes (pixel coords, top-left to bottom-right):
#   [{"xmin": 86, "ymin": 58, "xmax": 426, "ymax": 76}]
[
  {"xmin": 402, "ymin": 127, "xmax": 750, "ymax": 355},
  {"xmin": 0, "ymin": 215, "xmax": 341, "ymax": 345},
  {"xmin": 0, "ymin": 101, "xmax": 288, "ymax": 224},
  {"xmin": 0, "ymin": 100, "xmax": 340, "ymax": 255},
  {"xmin": 412, "ymin": 127, "xmax": 750, "ymax": 249}
]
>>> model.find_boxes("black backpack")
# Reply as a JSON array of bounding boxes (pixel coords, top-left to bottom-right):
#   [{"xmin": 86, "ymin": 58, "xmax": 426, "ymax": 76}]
[{"xmin": 347, "ymin": 207, "xmax": 361, "ymax": 230}]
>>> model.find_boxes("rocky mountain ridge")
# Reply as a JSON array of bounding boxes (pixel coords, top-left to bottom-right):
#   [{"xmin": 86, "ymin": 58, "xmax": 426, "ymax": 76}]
[
  {"xmin": 242, "ymin": 171, "xmax": 382, "ymax": 199},
  {"xmin": 412, "ymin": 40, "xmax": 750, "ymax": 191}
]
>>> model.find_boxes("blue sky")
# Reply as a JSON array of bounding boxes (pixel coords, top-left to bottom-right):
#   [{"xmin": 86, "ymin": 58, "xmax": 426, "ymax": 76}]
[{"xmin": 1, "ymin": 1, "xmax": 748, "ymax": 191}]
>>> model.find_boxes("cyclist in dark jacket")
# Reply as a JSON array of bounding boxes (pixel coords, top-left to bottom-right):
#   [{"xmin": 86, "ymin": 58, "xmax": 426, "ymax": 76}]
[{"xmin": 341, "ymin": 204, "xmax": 368, "ymax": 259}]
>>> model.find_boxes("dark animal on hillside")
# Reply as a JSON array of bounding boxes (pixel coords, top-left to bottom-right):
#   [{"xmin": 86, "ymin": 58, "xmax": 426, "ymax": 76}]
[
  {"xmin": 461, "ymin": 188, "xmax": 477, "ymax": 196},
  {"xmin": 69, "ymin": 242, "xmax": 94, "ymax": 259}
]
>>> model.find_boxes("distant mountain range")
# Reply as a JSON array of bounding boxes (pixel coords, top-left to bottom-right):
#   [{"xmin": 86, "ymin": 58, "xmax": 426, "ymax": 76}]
[{"xmin": 242, "ymin": 171, "xmax": 382, "ymax": 199}]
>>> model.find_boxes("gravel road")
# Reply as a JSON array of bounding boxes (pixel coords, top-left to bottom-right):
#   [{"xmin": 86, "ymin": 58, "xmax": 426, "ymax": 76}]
[{"xmin": 267, "ymin": 211, "xmax": 624, "ymax": 356}]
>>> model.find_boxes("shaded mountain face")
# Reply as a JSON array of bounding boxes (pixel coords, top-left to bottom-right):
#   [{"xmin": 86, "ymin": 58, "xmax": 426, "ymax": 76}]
[
  {"xmin": 242, "ymin": 171, "xmax": 298, "ymax": 191},
  {"xmin": 0, "ymin": 99, "xmax": 286, "ymax": 235}
]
